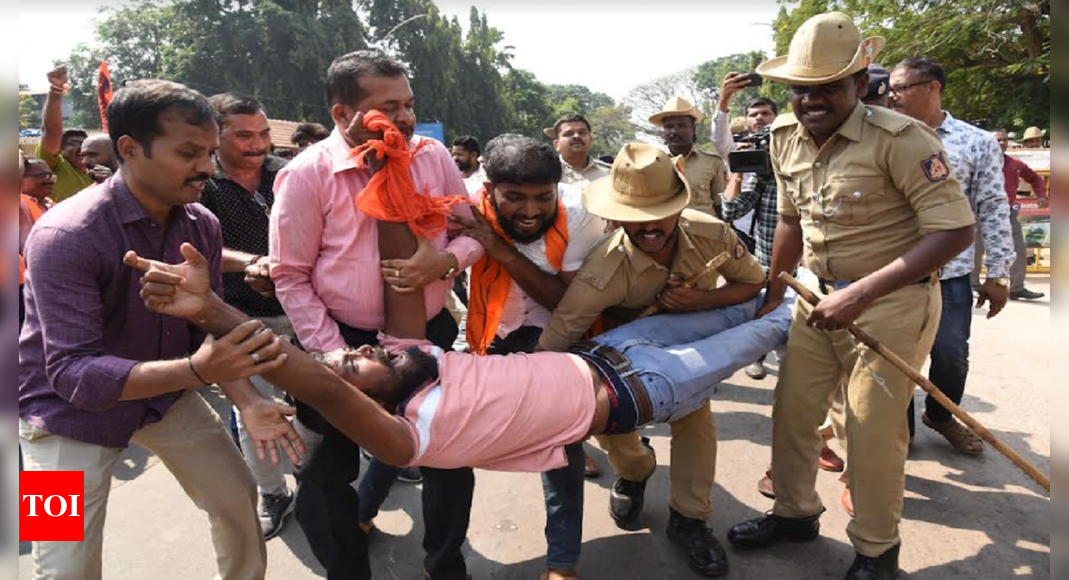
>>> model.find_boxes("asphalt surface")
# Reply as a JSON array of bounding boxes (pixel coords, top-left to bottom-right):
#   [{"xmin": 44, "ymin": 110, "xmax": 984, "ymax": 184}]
[{"xmin": 18, "ymin": 275, "xmax": 1051, "ymax": 580}]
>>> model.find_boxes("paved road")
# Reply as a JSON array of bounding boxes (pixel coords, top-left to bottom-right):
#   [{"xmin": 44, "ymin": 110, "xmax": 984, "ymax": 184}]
[{"xmin": 18, "ymin": 276, "xmax": 1051, "ymax": 580}]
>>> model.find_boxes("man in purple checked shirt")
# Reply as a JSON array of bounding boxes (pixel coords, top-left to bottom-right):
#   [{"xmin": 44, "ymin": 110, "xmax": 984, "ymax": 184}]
[{"xmin": 18, "ymin": 80, "xmax": 300, "ymax": 580}]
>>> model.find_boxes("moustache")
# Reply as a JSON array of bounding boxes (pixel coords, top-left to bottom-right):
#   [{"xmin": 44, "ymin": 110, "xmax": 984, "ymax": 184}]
[
  {"xmin": 185, "ymin": 174, "xmax": 211, "ymax": 185},
  {"xmin": 243, "ymin": 150, "xmax": 268, "ymax": 157},
  {"xmin": 636, "ymin": 230, "xmax": 665, "ymax": 238}
]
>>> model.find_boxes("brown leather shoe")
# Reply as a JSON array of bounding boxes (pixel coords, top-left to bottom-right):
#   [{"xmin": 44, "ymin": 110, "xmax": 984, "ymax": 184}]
[
  {"xmin": 819, "ymin": 445, "xmax": 845, "ymax": 472},
  {"xmin": 923, "ymin": 414, "xmax": 984, "ymax": 455},
  {"xmin": 757, "ymin": 471, "xmax": 775, "ymax": 500},
  {"xmin": 841, "ymin": 487, "xmax": 855, "ymax": 518},
  {"xmin": 584, "ymin": 454, "xmax": 602, "ymax": 479}
]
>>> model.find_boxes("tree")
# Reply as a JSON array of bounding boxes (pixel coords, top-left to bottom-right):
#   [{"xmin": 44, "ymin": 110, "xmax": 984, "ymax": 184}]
[
  {"xmin": 587, "ymin": 104, "xmax": 638, "ymax": 158},
  {"xmin": 19, "ymin": 84, "xmax": 39, "ymax": 131},
  {"xmin": 772, "ymin": 0, "xmax": 1050, "ymax": 131},
  {"xmin": 623, "ymin": 69, "xmax": 711, "ymax": 145}
]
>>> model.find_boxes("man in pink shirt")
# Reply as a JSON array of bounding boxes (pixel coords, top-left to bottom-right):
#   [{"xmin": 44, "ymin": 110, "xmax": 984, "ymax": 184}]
[
  {"xmin": 126, "ymin": 231, "xmax": 795, "ymax": 476},
  {"xmin": 268, "ymin": 49, "xmax": 484, "ymax": 580}
]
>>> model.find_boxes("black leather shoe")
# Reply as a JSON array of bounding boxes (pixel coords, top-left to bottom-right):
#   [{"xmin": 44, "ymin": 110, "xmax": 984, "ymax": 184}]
[
  {"xmin": 844, "ymin": 544, "xmax": 900, "ymax": 580},
  {"xmin": 727, "ymin": 511, "xmax": 823, "ymax": 550},
  {"xmin": 1010, "ymin": 289, "xmax": 1045, "ymax": 301},
  {"xmin": 609, "ymin": 437, "xmax": 655, "ymax": 528},
  {"xmin": 667, "ymin": 509, "xmax": 730, "ymax": 577}
]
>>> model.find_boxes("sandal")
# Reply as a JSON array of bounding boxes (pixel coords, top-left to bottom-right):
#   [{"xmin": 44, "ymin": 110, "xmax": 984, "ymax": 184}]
[{"xmin": 923, "ymin": 414, "xmax": 985, "ymax": 455}]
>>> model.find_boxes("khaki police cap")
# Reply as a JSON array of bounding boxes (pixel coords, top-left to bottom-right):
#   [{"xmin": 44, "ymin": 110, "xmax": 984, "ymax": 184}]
[
  {"xmin": 757, "ymin": 12, "xmax": 885, "ymax": 86},
  {"xmin": 649, "ymin": 96, "xmax": 705, "ymax": 126},
  {"xmin": 1022, "ymin": 127, "xmax": 1046, "ymax": 141},
  {"xmin": 583, "ymin": 143, "xmax": 691, "ymax": 223}
]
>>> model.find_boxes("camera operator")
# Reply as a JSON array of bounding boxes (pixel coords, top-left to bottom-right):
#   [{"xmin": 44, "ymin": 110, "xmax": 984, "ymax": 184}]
[{"xmin": 712, "ymin": 72, "xmax": 777, "ymax": 158}]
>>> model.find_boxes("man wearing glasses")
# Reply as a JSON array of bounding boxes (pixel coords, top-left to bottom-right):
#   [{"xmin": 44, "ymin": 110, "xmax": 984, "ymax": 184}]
[{"xmin": 201, "ymin": 92, "xmax": 298, "ymax": 541}]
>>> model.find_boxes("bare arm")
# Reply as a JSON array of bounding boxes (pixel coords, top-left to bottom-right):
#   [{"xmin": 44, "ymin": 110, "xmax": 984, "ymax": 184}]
[
  {"xmin": 125, "ymin": 245, "xmax": 417, "ymax": 466},
  {"xmin": 757, "ymin": 216, "xmax": 805, "ymax": 316},
  {"xmin": 378, "ymin": 221, "xmax": 427, "ymax": 340},
  {"xmin": 222, "ymin": 248, "xmax": 260, "ymax": 274},
  {"xmin": 40, "ymin": 67, "xmax": 68, "ymax": 156}
]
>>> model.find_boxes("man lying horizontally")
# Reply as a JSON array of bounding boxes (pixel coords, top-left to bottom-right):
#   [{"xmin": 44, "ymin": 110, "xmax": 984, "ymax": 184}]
[{"xmin": 126, "ymin": 156, "xmax": 796, "ymax": 474}]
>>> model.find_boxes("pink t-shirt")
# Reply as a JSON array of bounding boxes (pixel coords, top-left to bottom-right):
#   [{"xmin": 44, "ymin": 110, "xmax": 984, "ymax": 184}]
[{"xmin": 395, "ymin": 345, "xmax": 598, "ymax": 472}]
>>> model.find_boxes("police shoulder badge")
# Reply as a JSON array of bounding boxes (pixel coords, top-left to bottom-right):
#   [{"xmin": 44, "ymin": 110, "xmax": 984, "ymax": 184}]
[{"xmin": 921, "ymin": 153, "xmax": 951, "ymax": 182}]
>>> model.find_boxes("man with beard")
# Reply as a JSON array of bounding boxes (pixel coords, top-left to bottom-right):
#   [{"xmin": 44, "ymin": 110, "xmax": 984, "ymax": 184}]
[
  {"xmin": 80, "ymin": 135, "xmax": 118, "ymax": 184},
  {"xmin": 200, "ymin": 92, "xmax": 298, "ymax": 540},
  {"xmin": 19, "ymin": 79, "xmax": 298, "ymax": 580},
  {"xmin": 449, "ymin": 135, "xmax": 607, "ymax": 580},
  {"xmin": 650, "ymin": 97, "xmax": 728, "ymax": 220},
  {"xmin": 451, "ymin": 135, "xmax": 487, "ymax": 196},
  {"xmin": 727, "ymin": 14, "xmax": 976, "ymax": 580},
  {"xmin": 269, "ymin": 49, "xmax": 485, "ymax": 580},
  {"xmin": 547, "ymin": 114, "xmax": 611, "ymax": 188},
  {"xmin": 538, "ymin": 143, "xmax": 767, "ymax": 578}
]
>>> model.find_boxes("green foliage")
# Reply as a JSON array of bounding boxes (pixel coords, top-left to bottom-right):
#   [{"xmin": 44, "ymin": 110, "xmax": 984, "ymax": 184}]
[
  {"xmin": 20, "ymin": 93, "xmax": 38, "ymax": 131},
  {"xmin": 587, "ymin": 104, "xmax": 637, "ymax": 158},
  {"xmin": 771, "ymin": 0, "xmax": 1050, "ymax": 132}
]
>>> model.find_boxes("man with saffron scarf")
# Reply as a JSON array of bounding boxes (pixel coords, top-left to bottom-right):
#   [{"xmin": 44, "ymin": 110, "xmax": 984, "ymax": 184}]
[
  {"xmin": 269, "ymin": 49, "xmax": 484, "ymax": 580},
  {"xmin": 449, "ymin": 135, "xmax": 607, "ymax": 580}
]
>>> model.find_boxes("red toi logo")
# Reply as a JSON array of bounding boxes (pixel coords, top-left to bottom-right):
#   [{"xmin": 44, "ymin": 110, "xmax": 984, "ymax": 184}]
[{"xmin": 20, "ymin": 471, "xmax": 85, "ymax": 542}]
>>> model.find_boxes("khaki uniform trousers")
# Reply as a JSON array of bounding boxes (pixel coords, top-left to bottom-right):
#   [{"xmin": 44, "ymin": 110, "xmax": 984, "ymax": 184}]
[
  {"xmin": 771, "ymin": 281, "xmax": 941, "ymax": 558},
  {"xmin": 595, "ymin": 402, "xmax": 718, "ymax": 520},
  {"xmin": 19, "ymin": 391, "xmax": 267, "ymax": 580}
]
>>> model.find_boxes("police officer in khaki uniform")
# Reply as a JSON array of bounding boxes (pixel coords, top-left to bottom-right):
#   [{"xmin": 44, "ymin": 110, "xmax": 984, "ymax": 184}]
[
  {"xmin": 539, "ymin": 143, "xmax": 766, "ymax": 578},
  {"xmin": 544, "ymin": 115, "xmax": 612, "ymax": 188},
  {"xmin": 650, "ymin": 97, "xmax": 728, "ymax": 219},
  {"xmin": 726, "ymin": 13, "xmax": 977, "ymax": 580}
]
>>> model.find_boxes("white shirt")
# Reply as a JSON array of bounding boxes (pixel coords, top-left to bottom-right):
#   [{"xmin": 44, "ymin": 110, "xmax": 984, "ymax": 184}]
[
  {"xmin": 496, "ymin": 184, "xmax": 607, "ymax": 338},
  {"xmin": 463, "ymin": 165, "xmax": 488, "ymax": 197}
]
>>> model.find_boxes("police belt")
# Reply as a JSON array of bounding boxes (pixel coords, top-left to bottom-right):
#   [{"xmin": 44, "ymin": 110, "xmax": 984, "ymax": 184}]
[
  {"xmin": 818, "ymin": 276, "xmax": 932, "ymax": 295},
  {"xmin": 569, "ymin": 341, "xmax": 654, "ymax": 426}
]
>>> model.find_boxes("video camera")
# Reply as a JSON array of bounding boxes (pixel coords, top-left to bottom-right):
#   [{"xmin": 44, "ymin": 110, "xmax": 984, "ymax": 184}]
[{"xmin": 727, "ymin": 127, "xmax": 772, "ymax": 176}]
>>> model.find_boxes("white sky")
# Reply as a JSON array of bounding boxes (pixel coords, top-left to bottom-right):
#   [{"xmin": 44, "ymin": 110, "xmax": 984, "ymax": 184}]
[{"xmin": 20, "ymin": 0, "xmax": 781, "ymax": 100}]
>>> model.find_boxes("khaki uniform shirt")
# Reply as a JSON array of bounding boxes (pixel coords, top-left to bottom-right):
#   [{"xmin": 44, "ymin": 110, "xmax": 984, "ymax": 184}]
[
  {"xmin": 560, "ymin": 156, "xmax": 611, "ymax": 188},
  {"xmin": 772, "ymin": 102, "xmax": 976, "ymax": 282},
  {"xmin": 539, "ymin": 209, "xmax": 767, "ymax": 352},
  {"xmin": 678, "ymin": 149, "xmax": 728, "ymax": 219}
]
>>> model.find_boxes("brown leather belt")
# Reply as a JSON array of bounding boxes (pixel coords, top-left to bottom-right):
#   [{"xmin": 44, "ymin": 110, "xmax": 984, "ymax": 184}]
[
  {"xmin": 570, "ymin": 340, "xmax": 654, "ymax": 426},
  {"xmin": 818, "ymin": 275, "xmax": 932, "ymax": 295}
]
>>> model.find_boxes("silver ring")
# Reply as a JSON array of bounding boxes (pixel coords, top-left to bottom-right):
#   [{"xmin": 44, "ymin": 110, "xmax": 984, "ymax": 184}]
[{"xmin": 251, "ymin": 353, "xmax": 262, "ymax": 364}]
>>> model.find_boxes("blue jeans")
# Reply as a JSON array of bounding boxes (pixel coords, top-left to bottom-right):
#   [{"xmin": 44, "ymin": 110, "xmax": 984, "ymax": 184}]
[
  {"xmin": 910, "ymin": 275, "xmax": 972, "ymax": 434},
  {"xmin": 592, "ymin": 290, "xmax": 795, "ymax": 424}
]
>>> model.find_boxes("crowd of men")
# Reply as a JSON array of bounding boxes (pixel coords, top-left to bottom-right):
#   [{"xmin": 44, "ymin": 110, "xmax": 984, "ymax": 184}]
[{"xmin": 17, "ymin": 10, "xmax": 1050, "ymax": 580}]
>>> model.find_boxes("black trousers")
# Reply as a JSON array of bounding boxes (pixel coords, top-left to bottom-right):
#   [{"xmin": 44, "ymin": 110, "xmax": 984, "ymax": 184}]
[{"xmin": 293, "ymin": 309, "xmax": 474, "ymax": 580}]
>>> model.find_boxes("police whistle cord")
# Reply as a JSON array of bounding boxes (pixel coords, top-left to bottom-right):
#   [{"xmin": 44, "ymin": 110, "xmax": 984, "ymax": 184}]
[
  {"xmin": 641, "ymin": 252, "xmax": 730, "ymax": 319},
  {"xmin": 780, "ymin": 272, "xmax": 1051, "ymax": 494}
]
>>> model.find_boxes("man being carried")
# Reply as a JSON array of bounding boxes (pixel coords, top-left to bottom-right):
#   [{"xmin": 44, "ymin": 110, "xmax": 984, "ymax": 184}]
[{"xmin": 126, "ymin": 174, "xmax": 793, "ymax": 477}]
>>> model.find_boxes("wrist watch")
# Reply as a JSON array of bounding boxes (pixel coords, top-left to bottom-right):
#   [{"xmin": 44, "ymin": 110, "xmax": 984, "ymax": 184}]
[
  {"xmin": 988, "ymin": 277, "xmax": 1010, "ymax": 288},
  {"xmin": 440, "ymin": 252, "xmax": 460, "ymax": 280}
]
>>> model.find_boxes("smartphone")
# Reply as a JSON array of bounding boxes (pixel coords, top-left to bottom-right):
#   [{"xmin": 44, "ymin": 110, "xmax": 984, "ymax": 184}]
[{"xmin": 743, "ymin": 73, "xmax": 764, "ymax": 88}]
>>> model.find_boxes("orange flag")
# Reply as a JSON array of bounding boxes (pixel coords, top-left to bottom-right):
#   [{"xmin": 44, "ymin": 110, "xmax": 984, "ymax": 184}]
[{"xmin": 97, "ymin": 61, "xmax": 113, "ymax": 131}]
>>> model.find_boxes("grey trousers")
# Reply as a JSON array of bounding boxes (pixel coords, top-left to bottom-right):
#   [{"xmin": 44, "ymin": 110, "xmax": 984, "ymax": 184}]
[{"xmin": 972, "ymin": 206, "xmax": 1027, "ymax": 292}]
